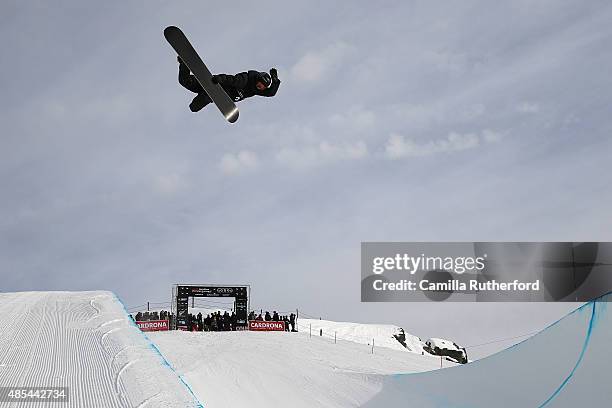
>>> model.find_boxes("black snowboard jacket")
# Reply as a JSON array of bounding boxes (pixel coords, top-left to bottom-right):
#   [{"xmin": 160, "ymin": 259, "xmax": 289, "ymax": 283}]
[{"xmin": 214, "ymin": 71, "xmax": 281, "ymax": 102}]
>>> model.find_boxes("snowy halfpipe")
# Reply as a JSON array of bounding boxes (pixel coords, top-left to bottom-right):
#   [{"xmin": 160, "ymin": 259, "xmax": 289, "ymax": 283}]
[
  {"xmin": 0, "ymin": 291, "xmax": 201, "ymax": 407},
  {"xmin": 365, "ymin": 292, "xmax": 611, "ymax": 407}
]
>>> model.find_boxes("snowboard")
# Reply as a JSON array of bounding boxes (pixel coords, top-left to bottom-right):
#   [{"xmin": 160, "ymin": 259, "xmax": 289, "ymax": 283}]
[{"xmin": 164, "ymin": 26, "xmax": 239, "ymax": 123}]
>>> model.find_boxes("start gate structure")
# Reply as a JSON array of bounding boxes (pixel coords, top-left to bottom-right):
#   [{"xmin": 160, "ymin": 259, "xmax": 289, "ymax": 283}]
[{"xmin": 171, "ymin": 284, "xmax": 250, "ymax": 330}]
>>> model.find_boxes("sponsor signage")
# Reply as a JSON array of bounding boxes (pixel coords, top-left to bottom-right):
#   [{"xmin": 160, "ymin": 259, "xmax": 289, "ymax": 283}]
[
  {"xmin": 235, "ymin": 298, "xmax": 248, "ymax": 325},
  {"xmin": 177, "ymin": 285, "xmax": 247, "ymax": 299},
  {"xmin": 136, "ymin": 320, "xmax": 169, "ymax": 332},
  {"xmin": 249, "ymin": 320, "xmax": 285, "ymax": 331},
  {"xmin": 174, "ymin": 285, "xmax": 250, "ymax": 330}
]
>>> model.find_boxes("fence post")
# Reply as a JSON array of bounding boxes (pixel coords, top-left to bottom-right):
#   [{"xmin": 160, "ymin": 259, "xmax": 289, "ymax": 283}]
[
  {"xmin": 334, "ymin": 331, "xmax": 337, "ymax": 344},
  {"xmin": 147, "ymin": 301, "xmax": 149, "ymax": 311},
  {"xmin": 320, "ymin": 328, "xmax": 322, "ymax": 337},
  {"xmin": 371, "ymin": 338, "xmax": 375, "ymax": 354},
  {"xmin": 310, "ymin": 324, "xmax": 312, "ymax": 338},
  {"xmin": 440, "ymin": 356, "xmax": 443, "ymax": 368}
]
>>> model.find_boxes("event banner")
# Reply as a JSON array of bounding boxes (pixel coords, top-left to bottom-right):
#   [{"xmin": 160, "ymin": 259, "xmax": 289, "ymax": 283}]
[
  {"xmin": 361, "ymin": 242, "xmax": 612, "ymax": 302},
  {"xmin": 249, "ymin": 321, "xmax": 285, "ymax": 331},
  {"xmin": 136, "ymin": 320, "xmax": 169, "ymax": 332}
]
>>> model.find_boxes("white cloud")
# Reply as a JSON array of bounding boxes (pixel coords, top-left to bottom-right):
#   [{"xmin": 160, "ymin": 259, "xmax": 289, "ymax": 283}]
[
  {"xmin": 516, "ymin": 101, "xmax": 540, "ymax": 113},
  {"xmin": 276, "ymin": 140, "xmax": 368, "ymax": 169},
  {"xmin": 219, "ymin": 150, "xmax": 260, "ymax": 175},
  {"xmin": 291, "ymin": 42, "xmax": 353, "ymax": 83},
  {"xmin": 385, "ymin": 130, "xmax": 503, "ymax": 159},
  {"xmin": 482, "ymin": 129, "xmax": 504, "ymax": 143}
]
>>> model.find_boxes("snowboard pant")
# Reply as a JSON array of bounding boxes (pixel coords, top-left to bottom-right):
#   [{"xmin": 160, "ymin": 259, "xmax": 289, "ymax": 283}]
[{"xmin": 178, "ymin": 61, "xmax": 212, "ymax": 112}]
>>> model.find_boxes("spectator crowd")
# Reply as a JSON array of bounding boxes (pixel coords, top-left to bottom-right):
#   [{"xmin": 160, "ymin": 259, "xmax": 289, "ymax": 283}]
[
  {"xmin": 130, "ymin": 309, "xmax": 298, "ymax": 332},
  {"xmin": 133, "ymin": 310, "xmax": 171, "ymax": 322},
  {"xmin": 190, "ymin": 311, "xmax": 238, "ymax": 331},
  {"xmin": 248, "ymin": 311, "xmax": 297, "ymax": 332}
]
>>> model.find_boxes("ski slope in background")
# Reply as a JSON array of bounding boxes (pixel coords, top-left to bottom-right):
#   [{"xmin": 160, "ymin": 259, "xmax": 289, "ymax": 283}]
[
  {"xmin": 0, "ymin": 291, "xmax": 201, "ymax": 408},
  {"xmin": 365, "ymin": 292, "xmax": 612, "ymax": 407}
]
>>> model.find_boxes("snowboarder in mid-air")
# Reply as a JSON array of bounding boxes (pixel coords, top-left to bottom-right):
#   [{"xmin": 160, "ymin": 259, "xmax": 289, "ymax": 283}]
[{"xmin": 177, "ymin": 57, "xmax": 281, "ymax": 112}]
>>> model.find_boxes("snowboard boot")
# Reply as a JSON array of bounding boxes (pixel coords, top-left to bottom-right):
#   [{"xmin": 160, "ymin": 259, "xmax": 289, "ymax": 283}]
[{"xmin": 189, "ymin": 93, "xmax": 212, "ymax": 112}]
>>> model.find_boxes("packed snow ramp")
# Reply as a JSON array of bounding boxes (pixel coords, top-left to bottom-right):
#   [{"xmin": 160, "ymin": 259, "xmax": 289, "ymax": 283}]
[
  {"xmin": 365, "ymin": 292, "xmax": 611, "ymax": 407},
  {"xmin": 0, "ymin": 291, "xmax": 202, "ymax": 407}
]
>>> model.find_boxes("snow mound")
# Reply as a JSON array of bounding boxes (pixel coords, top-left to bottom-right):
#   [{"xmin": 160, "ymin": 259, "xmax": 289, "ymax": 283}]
[
  {"xmin": 297, "ymin": 318, "xmax": 426, "ymax": 353},
  {"xmin": 425, "ymin": 337, "xmax": 460, "ymax": 351},
  {"xmin": 0, "ymin": 291, "xmax": 201, "ymax": 408}
]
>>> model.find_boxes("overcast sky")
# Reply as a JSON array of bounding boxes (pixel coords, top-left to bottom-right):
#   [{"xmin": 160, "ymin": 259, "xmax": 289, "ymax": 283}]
[{"xmin": 1, "ymin": 0, "xmax": 611, "ymax": 359}]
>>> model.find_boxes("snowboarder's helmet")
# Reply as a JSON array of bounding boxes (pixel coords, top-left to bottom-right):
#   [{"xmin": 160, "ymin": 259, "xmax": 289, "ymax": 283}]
[{"xmin": 257, "ymin": 72, "xmax": 272, "ymax": 88}]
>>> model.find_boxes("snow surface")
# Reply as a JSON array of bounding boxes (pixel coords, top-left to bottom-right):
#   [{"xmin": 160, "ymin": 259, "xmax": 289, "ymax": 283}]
[
  {"xmin": 425, "ymin": 337, "xmax": 460, "ymax": 351},
  {"xmin": 297, "ymin": 318, "xmax": 426, "ymax": 354},
  {"xmin": 0, "ymin": 291, "xmax": 201, "ymax": 407},
  {"xmin": 5, "ymin": 291, "xmax": 606, "ymax": 407},
  {"xmin": 365, "ymin": 292, "xmax": 612, "ymax": 407},
  {"xmin": 149, "ymin": 326, "xmax": 447, "ymax": 407},
  {"xmin": 132, "ymin": 309, "xmax": 427, "ymax": 355}
]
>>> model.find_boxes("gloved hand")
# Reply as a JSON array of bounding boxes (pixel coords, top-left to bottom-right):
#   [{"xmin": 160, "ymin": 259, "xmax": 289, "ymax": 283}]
[
  {"xmin": 211, "ymin": 75, "xmax": 219, "ymax": 84},
  {"xmin": 269, "ymin": 68, "xmax": 278, "ymax": 80}
]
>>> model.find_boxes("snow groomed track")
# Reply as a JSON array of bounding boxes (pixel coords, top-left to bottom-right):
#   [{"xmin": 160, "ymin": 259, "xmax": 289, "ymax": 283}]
[
  {"xmin": 0, "ymin": 291, "xmax": 202, "ymax": 408},
  {"xmin": 365, "ymin": 292, "xmax": 612, "ymax": 407},
  {"xmin": 2, "ymin": 290, "xmax": 607, "ymax": 407}
]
